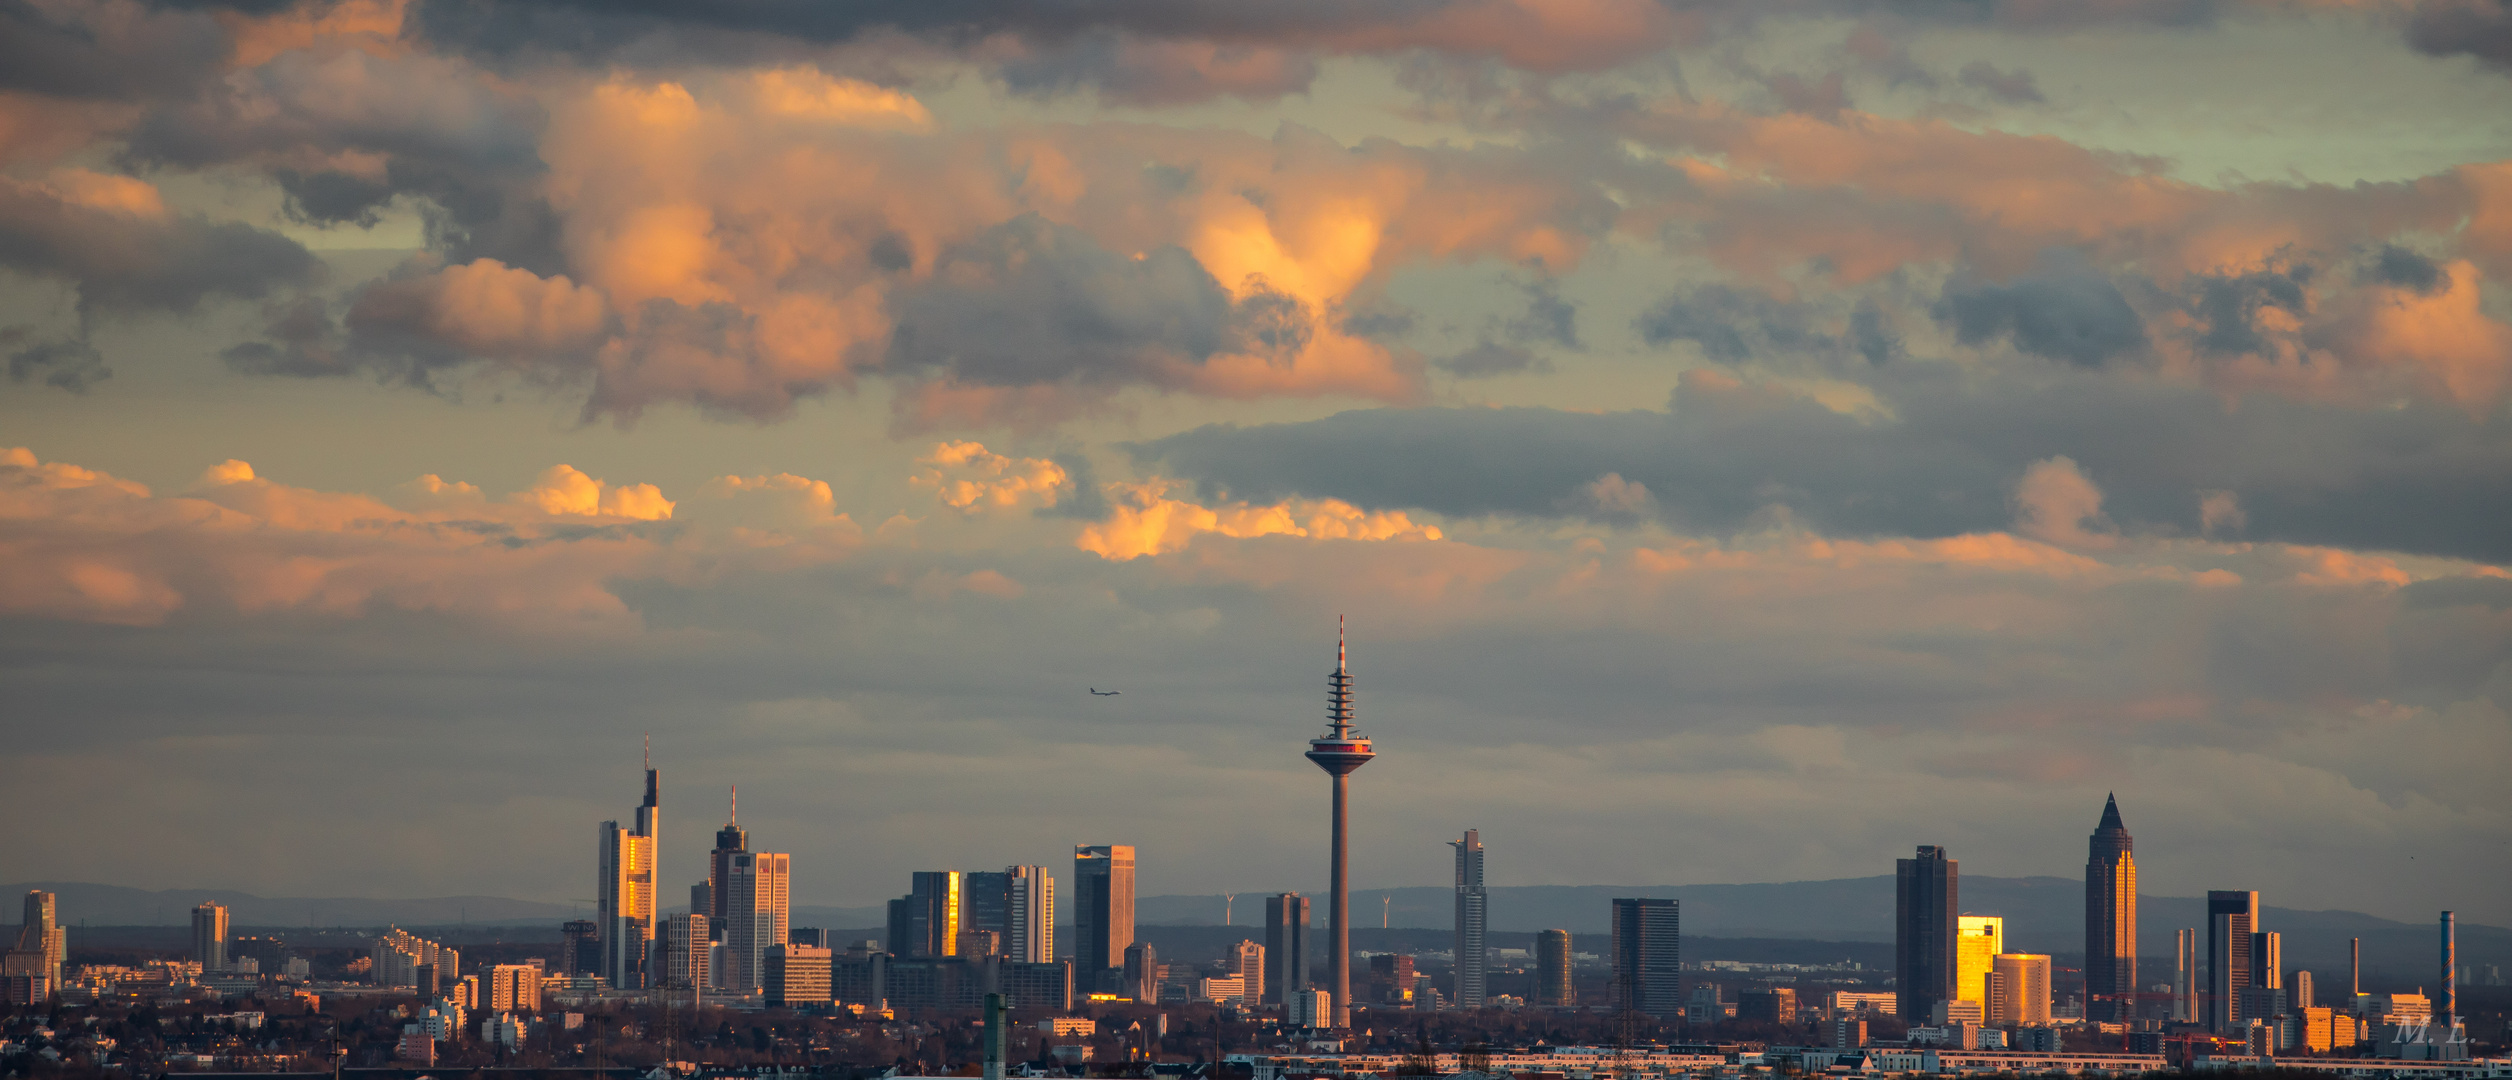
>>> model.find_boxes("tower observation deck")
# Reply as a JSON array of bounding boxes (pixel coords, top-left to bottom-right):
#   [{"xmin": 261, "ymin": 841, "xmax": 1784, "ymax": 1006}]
[{"xmin": 1305, "ymin": 617, "xmax": 1374, "ymax": 1028}]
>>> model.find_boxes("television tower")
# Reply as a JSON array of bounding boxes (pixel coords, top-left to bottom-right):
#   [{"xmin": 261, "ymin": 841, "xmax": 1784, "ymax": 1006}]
[{"xmin": 1305, "ymin": 616, "xmax": 1375, "ymax": 1029}]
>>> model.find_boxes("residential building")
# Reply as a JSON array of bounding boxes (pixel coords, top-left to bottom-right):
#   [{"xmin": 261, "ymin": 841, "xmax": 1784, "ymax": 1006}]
[
  {"xmin": 486, "ymin": 964, "xmax": 542, "ymax": 1012},
  {"xmin": 597, "ymin": 749, "xmax": 661, "ymax": 989},
  {"xmin": 724, "ymin": 851, "xmax": 792, "ymax": 989},
  {"xmin": 2208, "ymin": 890, "xmax": 2260, "ymax": 1033},
  {"xmin": 1898, "ymin": 845, "xmax": 1958, "ymax": 1023},
  {"xmin": 765, "ymin": 944, "xmax": 832, "ymax": 1007},
  {"xmin": 1536, "ymin": 928, "xmax": 1573, "ymax": 1008},
  {"xmin": 1264, "ymin": 894, "xmax": 1309, "ymax": 1006},
  {"xmin": 192, "ymin": 903, "xmax": 230, "ymax": 973},
  {"xmin": 2085, "ymin": 795, "xmax": 2138, "ymax": 1021},
  {"xmin": 1074, "ymin": 845, "xmax": 1136, "ymax": 975},
  {"xmin": 372, "ymin": 929, "xmax": 456, "ymax": 990},
  {"xmin": 1610, "ymin": 897, "xmax": 1681, "ymax": 1018},
  {"xmin": 1451, "ymin": 829, "xmax": 1487, "ymax": 1009}
]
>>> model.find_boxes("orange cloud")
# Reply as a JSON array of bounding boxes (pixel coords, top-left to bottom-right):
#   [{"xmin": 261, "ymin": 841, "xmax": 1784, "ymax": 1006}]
[
  {"xmin": 1077, "ymin": 478, "xmax": 1442, "ymax": 559},
  {"xmin": 514, "ymin": 465, "xmax": 675, "ymax": 520},
  {"xmin": 912, "ymin": 441, "xmax": 1069, "ymax": 513}
]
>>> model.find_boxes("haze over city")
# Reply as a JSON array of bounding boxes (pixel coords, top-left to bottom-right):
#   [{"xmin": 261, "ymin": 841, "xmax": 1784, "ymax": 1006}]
[{"xmin": 4, "ymin": 0, "xmax": 2509, "ymax": 936}]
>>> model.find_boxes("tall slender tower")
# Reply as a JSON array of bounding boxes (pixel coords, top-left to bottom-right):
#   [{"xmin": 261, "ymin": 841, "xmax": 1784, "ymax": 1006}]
[
  {"xmin": 1305, "ymin": 617, "xmax": 1375, "ymax": 1029},
  {"xmin": 2085, "ymin": 794, "xmax": 2138, "ymax": 1021},
  {"xmin": 598, "ymin": 738, "xmax": 661, "ymax": 988},
  {"xmin": 1896, "ymin": 845, "xmax": 1957, "ymax": 1024},
  {"xmin": 2206, "ymin": 889, "xmax": 2258, "ymax": 1033},
  {"xmin": 709, "ymin": 787, "xmax": 747, "ymax": 927},
  {"xmin": 1451, "ymin": 830, "xmax": 1487, "ymax": 1009}
]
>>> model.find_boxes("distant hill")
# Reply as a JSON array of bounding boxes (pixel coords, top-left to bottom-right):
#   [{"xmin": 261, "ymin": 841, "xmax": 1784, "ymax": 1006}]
[{"xmin": 0, "ymin": 882, "xmax": 578, "ymax": 928}]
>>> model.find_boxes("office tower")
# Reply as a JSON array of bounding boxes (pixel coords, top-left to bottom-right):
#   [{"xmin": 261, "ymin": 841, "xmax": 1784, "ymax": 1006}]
[
  {"xmin": 1004, "ymin": 866, "xmax": 1055, "ymax": 964},
  {"xmin": 2442, "ymin": 911, "xmax": 2456, "ymax": 1022},
  {"xmin": 2294, "ymin": 970, "xmax": 2314, "ymax": 1012},
  {"xmin": 1452, "ymin": 829, "xmax": 1487, "ymax": 1010},
  {"xmin": 965, "ymin": 870, "xmax": 1011, "ymax": 948},
  {"xmin": 2253, "ymin": 931, "xmax": 2282, "ymax": 989},
  {"xmin": 2207, "ymin": 890, "xmax": 2259, "ymax": 1033},
  {"xmin": 660, "ymin": 913, "xmax": 711, "ymax": 991},
  {"xmin": 1956, "ymin": 916, "xmax": 2004, "ymax": 1008},
  {"xmin": 894, "ymin": 871, "xmax": 965, "ymax": 959},
  {"xmin": 2175, "ymin": 929, "xmax": 2198, "ymax": 1023},
  {"xmin": 959, "ymin": 929, "xmax": 1001, "ymax": 958},
  {"xmin": 724, "ymin": 851, "xmax": 793, "ymax": 990},
  {"xmin": 192, "ymin": 902, "xmax": 230, "ymax": 972},
  {"xmin": 1074, "ymin": 846, "xmax": 1136, "ymax": 974},
  {"xmin": 790, "ymin": 927, "xmax": 829, "ymax": 948},
  {"xmin": 15, "ymin": 892, "xmax": 63, "ymax": 990},
  {"xmin": 2084, "ymin": 794, "xmax": 2137, "ymax": 1021},
  {"xmin": 1896, "ymin": 846, "xmax": 1958, "ymax": 1023},
  {"xmin": 1304, "ymin": 618, "xmax": 1376, "ymax": 1028},
  {"xmin": 765, "ymin": 944, "xmax": 833, "ymax": 1007},
  {"xmin": 562, "ymin": 920, "xmax": 599, "ymax": 976},
  {"xmin": 1264, "ymin": 894, "xmax": 1310, "ymax": 1006},
  {"xmin": 598, "ymin": 742, "xmax": 661, "ymax": 989},
  {"xmin": 707, "ymin": 788, "xmax": 746, "ymax": 927},
  {"xmin": 1991, "ymin": 954, "xmax": 2052, "ymax": 1025},
  {"xmin": 1231, "ymin": 939, "xmax": 1267, "ymax": 1004},
  {"xmin": 1537, "ymin": 929, "xmax": 1574, "ymax": 1008},
  {"xmin": 1610, "ymin": 898, "xmax": 1681, "ymax": 1018},
  {"xmin": 1123, "ymin": 941, "xmax": 1158, "ymax": 1003},
  {"xmin": 1369, "ymin": 953, "xmax": 1415, "ymax": 1005}
]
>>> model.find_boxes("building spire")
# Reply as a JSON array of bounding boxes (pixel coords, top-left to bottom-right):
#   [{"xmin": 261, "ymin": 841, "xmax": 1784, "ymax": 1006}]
[
  {"xmin": 730, "ymin": 784, "xmax": 737, "ymax": 825},
  {"xmin": 644, "ymin": 733, "xmax": 650, "ymax": 771}
]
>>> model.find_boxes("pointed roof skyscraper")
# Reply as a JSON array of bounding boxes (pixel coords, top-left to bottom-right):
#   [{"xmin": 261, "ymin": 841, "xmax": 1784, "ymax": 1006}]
[{"xmin": 2086, "ymin": 794, "xmax": 2137, "ymax": 1021}]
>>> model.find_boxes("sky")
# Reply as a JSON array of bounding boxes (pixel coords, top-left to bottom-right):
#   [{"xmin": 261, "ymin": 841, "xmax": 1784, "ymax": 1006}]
[{"xmin": 2, "ymin": 0, "xmax": 2509, "ymax": 929}]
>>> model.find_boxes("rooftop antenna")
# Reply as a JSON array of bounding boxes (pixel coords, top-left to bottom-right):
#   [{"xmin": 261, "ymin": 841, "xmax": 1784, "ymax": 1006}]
[
  {"xmin": 644, "ymin": 733, "xmax": 651, "ymax": 771},
  {"xmin": 731, "ymin": 784, "xmax": 738, "ymax": 824}
]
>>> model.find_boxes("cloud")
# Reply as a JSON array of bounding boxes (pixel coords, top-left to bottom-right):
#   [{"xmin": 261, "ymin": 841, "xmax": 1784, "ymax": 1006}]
[
  {"xmin": 2013, "ymin": 456, "xmax": 2117, "ymax": 549},
  {"xmin": 4, "ymin": 332, "xmax": 111, "ymax": 393},
  {"xmin": 1076, "ymin": 478, "xmax": 1441, "ymax": 559},
  {"xmin": 0, "ymin": 0, "xmax": 232, "ymax": 102},
  {"xmin": 1956, "ymin": 60, "xmax": 2045, "ymax": 104},
  {"xmin": 1434, "ymin": 341, "xmax": 1547, "ymax": 377},
  {"xmin": 1936, "ymin": 250, "xmax": 2149, "ymax": 366},
  {"xmin": 0, "ymin": 171, "xmax": 319, "ymax": 315},
  {"xmin": 911, "ymin": 441, "xmax": 1071, "ymax": 514}
]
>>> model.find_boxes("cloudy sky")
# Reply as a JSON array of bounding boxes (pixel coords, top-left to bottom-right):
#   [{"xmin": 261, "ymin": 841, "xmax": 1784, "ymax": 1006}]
[{"xmin": 3, "ymin": 0, "xmax": 2509, "ymax": 929}]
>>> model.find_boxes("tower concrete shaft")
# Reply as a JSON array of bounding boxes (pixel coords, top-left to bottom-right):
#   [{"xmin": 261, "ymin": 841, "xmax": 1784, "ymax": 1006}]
[{"xmin": 1305, "ymin": 617, "xmax": 1374, "ymax": 1029}]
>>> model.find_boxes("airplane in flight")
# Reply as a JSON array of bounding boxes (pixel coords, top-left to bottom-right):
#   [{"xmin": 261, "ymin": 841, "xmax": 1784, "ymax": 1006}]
[{"xmin": 1089, "ymin": 688, "xmax": 1121, "ymax": 696}]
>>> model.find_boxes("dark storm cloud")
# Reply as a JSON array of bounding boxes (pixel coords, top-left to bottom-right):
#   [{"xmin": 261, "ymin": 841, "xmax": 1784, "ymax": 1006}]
[
  {"xmin": 2370, "ymin": 244, "xmax": 2446, "ymax": 294},
  {"xmin": 0, "ymin": 185, "xmax": 319, "ymax": 316},
  {"xmin": 2403, "ymin": 0, "xmax": 2512, "ymax": 72},
  {"xmin": 1636, "ymin": 283, "xmax": 1868, "ymax": 363},
  {"xmin": 885, "ymin": 215, "xmax": 1244, "ymax": 387},
  {"xmin": 1136, "ymin": 367, "xmax": 2512, "ymax": 561},
  {"xmin": 2185, "ymin": 263, "xmax": 2310, "ymax": 355},
  {"xmin": 1935, "ymin": 251, "xmax": 2147, "ymax": 367},
  {"xmin": 1434, "ymin": 341, "xmax": 1546, "ymax": 377},
  {"xmin": 3, "ymin": 331, "xmax": 110, "ymax": 393},
  {"xmin": 0, "ymin": 0, "xmax": 231, "ymax": 100}
]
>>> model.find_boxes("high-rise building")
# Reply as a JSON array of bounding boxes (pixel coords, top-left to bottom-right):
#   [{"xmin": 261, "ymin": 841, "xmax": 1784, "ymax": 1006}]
[
  {"xmin": 1230, "ymin": 939, "xmax": 1267, "ymax": 1004},
  {"xmin": 1074, "ymin": 846, "xmax": 1136, "ymax": 975},
  {"xmin": 765, "ymin": 945, "xmax": 833, "ymax": 1007},
  {"xmin": 660, "ymin": 913, "xmax": 711, "ymax": 991},
  {"xmin": 2350, "ymin": 937, "xmax": 2361, "ymax": 997},
  {"xmin": 2207, "ymin": 890, "xmax": 2259, "ymax": 1033},
  {"xmin": 724, "ymin": 852, "xmax": 792, "ymax": 990},
  {"xmin": 893, "ymin": 871, "xmax": 965, "ymax": 959},
  {"xmin": 2253, "ymin": 930, "xmax": 2283, "ymax": 990},
  {"xmin": 707, "ymin": 788, "xmax": 746, "ymax": 932},
  {"xmin": 1897, "ymin": 846, "xmax": 1958, "ymax": 1023},
  {"xmin": 965, "ymin": 870, "xmax": 1011, "ymax": 948},
  {"xmin": 1610, "ymin": 898, "xmax": 1681, "ymax": 1018},
  {"xmin": 561, "ymin": 920, "xmax": 600, "ymax": 977},
  {"xmin": 1452, "ymin": 829, "xmax": 1487, "ymax": 1010},
  {"xmin": 2441, "ymin": 911, "xmax": 2457, "ymax": 1023},
  {"xmin": 1305, "ymin": 618, "xmax": 1376, "ymax": 1029},
  {"xmin": 1990, "ymin": 953, "xmax": 2052, "ymax": 1025},
  {"xmin": 2084, "ymin": 795, "xmax": 2137, "ymax": 1022},
  {"xmin": 597, "ymin": 742, "xmax": 660, "ymax": 989},
  {"xmin": 192, "ymin": 903, "xmax": 229, "ymax": 973},
  {"xmin": 1264, "ymin": 894, "xmax": 1310, "ymax": 1006},
  {"xmin": 2295, "ymin": 970, "xmax": 2314, "ymax": 1012},
  {"xmin": 486, "ymin": 964, "xmax": 542, "ymax": 1012},
  {"xmin": 1123, "ymin": 941, "xmax": 1158, "ymax": 1003},
  {"xmin": 15, "ymin": 892, "xmax": 63, "ymax": 990},
  {"xmin": 1536, "ymin": 929, "xmax": 1574, "ymax": 1008},
  {"xmin": 1956, "ymin": 916, "xmax": 2004, "ymax": 1008},
  {"xmin": 1004, "ymin": 866, "xmax": 1055, "ymax": 964},
  {"xmin": 2174, "ymin": 928, "xmax": 2198, "ymax": 1023}
]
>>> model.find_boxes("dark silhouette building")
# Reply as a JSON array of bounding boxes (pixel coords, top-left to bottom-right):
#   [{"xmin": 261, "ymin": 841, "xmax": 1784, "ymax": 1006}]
[
  {"xmin": 1452, "ymin": 829, "xmax": 1487, "ymax": 1009},
  {"xmin": 1611, "ymin": 897, "xmax": 1681, "ymax": 1018},
  {"xmin": 1536, "ymin": 928, "xmax": 1573, "ymax": 1008},
  {"xmin": 2085, "ymin": 794, "xmax": 2138, "ymax": 1021},
  {"xmin": 1896, "ymin": 845, "xmax": 1957, "ymax": 1023},
  {"xmin": 1075, "ymin": 845, "xmax": 1136, "ymax": 979},
  {"xmin": 2207, "ymin": 889, "xmax": 2259, "ymax": 1033},
  {"xmin": 1264, "ymin": 893, "xmax": 1310, "ymax": 1006}
]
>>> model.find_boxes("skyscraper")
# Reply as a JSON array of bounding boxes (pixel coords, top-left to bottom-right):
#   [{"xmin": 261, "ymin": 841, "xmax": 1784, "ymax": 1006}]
[
  {"xmin": 1536, "ymin": 929, "xmax": 1574, "ymax": 1008},
  {"xmin": 890, "ymin": 870, "xmax": 963, "ymax": 959},
  {"xmin": 1074, "ymin": 847, "xmax": 1134, "ymax": 973},
  {"xmin": 2084, "ymin": 794, "xmax": 2138, "ymax": 1021},
  {"xmin": 1452, "ymin": 829, "xmax": 1487, "ymax": 1010},
  {"xmin": 1004, "ymin": 865, "xmax": 1054, "ymax": 964},
  {"xmin": 598, "ymin": 741, "xmax": 660, "ymax": 988},
  {"xmin": 1896, "ymin": 845, "xmax": 1957, "ymax": 1023},
  {"xmin": 659, "ymin": 913, "xmax": 711, "ymax": 992},
  {"xmin": 2207, "ymin": 890, "xmax": 2259, "ymax": 1033},
  {"xmin": 1990, "ymin": 953, "xmax": 2053, "ymax": 1025},
  {"xmin": 2441, "ymin": 911, "xmax": 2457, "ymax": 1023},
  {"xmin": 1231, "ymin": 939, "xmax": 1267, "ymax": 1004},
  {"xmin": 1264, "ymin": 894, "xmax": 1310, "ymax": 1007},
  {"xmin": 965, "ymin": 870, "xmax": 1010, "ymax": 948},
  {"xmin": 1956, "ymin": 916, "xmax": 2004, "ymax": 1011},
  {"xmin": 707, "ymin": 787, "xmax": 746, "ymax": 929},
  {"xmin": 2253, "ymin": 930, "xmax": 2283, "ymax": 990},
  {"xmin": 2175, "ymin": 928, "xmax": 2198, "ymax": 1022},
  {"xmin": 725, "ymin": 851, "xmax": 792, "ymax": 990},
  {"xmin": 192, "ymin": 902, "xmax": 229, "ymax": 973},
  {"xmin": 1610, "ymin": 898, "xmax": 1681, "ymax": 1018},
  {"xmin": 1123, "ymin": 940, "xmax": 1158, "ymax": 1003},
  {"xmin": 1305, "ymin": 617, "xmax": 1375, "ymax": 1028},
  {"xmin": 15, "ymin": 892, "xmax": 63, "ymax": 990}
]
